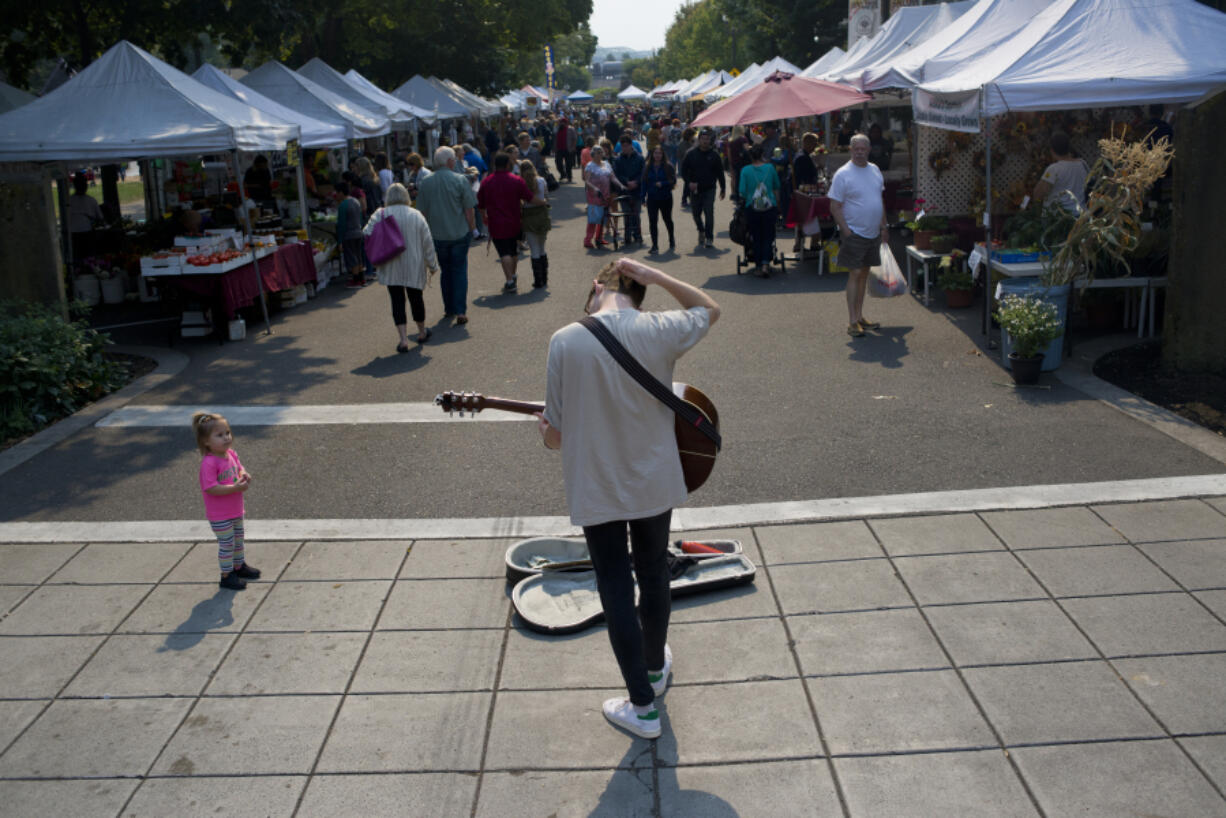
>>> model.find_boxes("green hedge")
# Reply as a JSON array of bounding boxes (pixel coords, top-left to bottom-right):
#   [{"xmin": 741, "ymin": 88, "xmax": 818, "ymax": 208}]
[{"xmin": 0, "ymin": 300, "xmax": 126, "ymax": 441}]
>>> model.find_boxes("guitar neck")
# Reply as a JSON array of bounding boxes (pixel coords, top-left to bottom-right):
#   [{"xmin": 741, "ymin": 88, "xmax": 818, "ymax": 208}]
[{"xmin": 479, "ymin": 397, "xmax": 545, "ymax": 416}]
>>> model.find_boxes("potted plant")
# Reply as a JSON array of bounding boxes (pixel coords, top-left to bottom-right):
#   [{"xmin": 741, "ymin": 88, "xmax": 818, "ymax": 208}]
[
  {"xmin": 995, "ymin": 294, "xmax": 1064, "ymax": 384},
  {"xmin": 906, "ymin": 210, "xmax": 949, "ymax": 251},
  {"xmin": 937, "ymin": 251, "xmax": 973, "ymax": 308},
  {"xmin": 930, "ymin": 234, "xmax": 956, "ymax": 254}
]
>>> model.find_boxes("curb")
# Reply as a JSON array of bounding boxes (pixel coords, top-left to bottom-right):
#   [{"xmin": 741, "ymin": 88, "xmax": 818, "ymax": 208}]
[
  {"xmin": 0, "ymin": 345, "xmax": 188, "ymax": 478},
  {"xmin": 1053, "ymin": 334, "xmax": 1226, "ymax": 466}
]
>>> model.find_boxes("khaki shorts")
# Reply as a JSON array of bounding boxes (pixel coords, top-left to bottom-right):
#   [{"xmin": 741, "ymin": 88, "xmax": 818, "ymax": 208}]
[{"xmin": 838, "ymin": 231, "xmax": 882, "ymax": 270}]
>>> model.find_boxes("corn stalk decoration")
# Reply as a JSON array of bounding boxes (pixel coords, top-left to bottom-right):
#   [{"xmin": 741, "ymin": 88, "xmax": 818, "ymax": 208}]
[{"xmin": 1041, "ymin": 129, "xmax": 1174, "ymax": 288}]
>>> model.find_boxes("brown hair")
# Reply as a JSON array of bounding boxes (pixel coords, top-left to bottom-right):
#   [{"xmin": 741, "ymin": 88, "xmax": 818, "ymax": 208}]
[
  {"xmin": 802, "ymin": 132, "xmax": 819, "ymax": 152},
  {"xmin": 519, "ymin": 159, "xmax": 539, "ymax": 192},
  {"xmin": 591, "ymin": 261, "xmax": 646, "ymax": 309},
  {"xmin": 406, "ymin": 152, "xmax": 424, "ymax": 169},
  {"xmin": 192, "ymin": 411, "xmax": 228, "ymax": 455}
]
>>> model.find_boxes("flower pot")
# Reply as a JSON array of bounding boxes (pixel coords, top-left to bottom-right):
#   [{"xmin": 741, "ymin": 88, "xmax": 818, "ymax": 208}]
[
  {"xmin": 100, "ymin": 276, "xmax": 125, "ymax": 304},
  {"xmin": 998, "ymin": 278, "xmax": 1070, "ymax": 371},
  {"xmin": 1008, "ymin": 353, "xmax": 1044, "ymax": 385},
  {"xmin": 74, "ymin": 274, "xmax": 101, "ymax": 305},
  {"xmin": 944, "ymin": 287, "xmax": 973, "ymax": 309},
  {"xmin": 930, "ymin": 234, "xmax": 956, "ymax": 254},
  {"xmin": 913, "ymin": 230, "xmax": 934, "ymax": 250}
]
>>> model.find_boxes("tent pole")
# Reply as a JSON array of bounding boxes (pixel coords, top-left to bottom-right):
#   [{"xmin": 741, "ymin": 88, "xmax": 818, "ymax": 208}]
[
  {"xmin": 982, "ymin": 96, "xmax": 993, "ymax": 338},
  {"xmin": 234, "ymin": 149, "xmax": 273, "ymax": 336},
  {"xmin": 296, "ymin": 162, "xmax": 309, "ymax": 234},
  {"xmin": 56, "ymin": 171, "xmax": 72, "ymax": 273}
]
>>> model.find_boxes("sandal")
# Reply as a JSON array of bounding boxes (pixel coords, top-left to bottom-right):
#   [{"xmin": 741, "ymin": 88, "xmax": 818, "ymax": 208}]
[
  {"xmin": 416, "ymin": 328, "xmax": 433, "ymax": 343},
  {"xmin": 455, "ymin": 315, "xmax": 468, "ymax": 325},
  {"xmin": 396, "ymin": 342, "xmax": 409, "ymax": 354}
]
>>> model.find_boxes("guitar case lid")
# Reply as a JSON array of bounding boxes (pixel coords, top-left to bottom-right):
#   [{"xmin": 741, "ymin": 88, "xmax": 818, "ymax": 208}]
[
  {"xmin": 511, "ymin": 553, "xmax": 757, "ymax": 635},
  {"xmin": 504, "ymin": 537, "xmax": 743, "ymax": 584}
]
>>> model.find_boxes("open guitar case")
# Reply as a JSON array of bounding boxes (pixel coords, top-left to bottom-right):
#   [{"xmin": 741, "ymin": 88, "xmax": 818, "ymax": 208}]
[{"xmin": 506, "ymin": 537, "xmax": 757, "ymax": 635}]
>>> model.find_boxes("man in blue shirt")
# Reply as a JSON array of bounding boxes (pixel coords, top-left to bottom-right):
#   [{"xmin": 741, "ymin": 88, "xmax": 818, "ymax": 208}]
[{"xmin": 612, "ymin": 135, "xmax": 646, "ymax": 244}]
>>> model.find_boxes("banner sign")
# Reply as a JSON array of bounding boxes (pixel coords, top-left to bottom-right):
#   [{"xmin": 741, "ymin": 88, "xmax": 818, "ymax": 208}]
[
  {"xmin": 913, "ymin": 88, "xmax": 981, "ymax": 133},
  {"xmin": 544, "ymin": 45, "xmax": 555, "ymax": 97},
  {"xmin": 285, "ymin": 139, "xmax": 301, "ymax": 167}
]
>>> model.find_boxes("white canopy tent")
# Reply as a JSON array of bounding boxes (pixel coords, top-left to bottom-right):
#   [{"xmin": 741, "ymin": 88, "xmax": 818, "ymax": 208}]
[
  {"xmin": 800, "ymin": 48, "xmax": 847, "ymax": 79},
  {"xmin": 298, "ymin": 58, "xmax": 420, "ymax": 130},
  {"xmin": 394, "ymin": 76, "xmax": 471, "ymax": 119},
  {"xmin": 862, "ymin": 0, "xmax": 1046, "ymax": 91},
  {"xmin": 825, "ymin": 2, "xmax": 974, "ymax": 88},
  {"xmin": 709, "ymin": 57, "xmax": 804, "ymax": 101},
  {"xmin": 242, "ymin": 61, "xmax": 389, "ymax": 140},
  {"xmin": 0, "ymin": 81, "xmax": 35, "ymax": 114},
  {"xmin": 342, "ymin": 68, "xmax": 435, "ymax": 124},
  {"xmin": 0, "ymin": 41, "xmax": 300, "ymax": 162},
  {"xmin": 704, "ymin": 63, "xmax": 762, "ymax": 101},
  {"xmin": 436, "ymin": 77, "xmax": 504, "ymax": 117},
  {"xmin": 915, "ymin": 0, "xmax": 1226, "ymax": 126},
  {"xmin": 500, "ymin": 90, "xmax": 528, "ymax": 112},
  {"xmin": 617, "ymin": 84, "xmax": 649, "ymax": 101},
  {"xmin": 680, "ymin": 70, "xmax": 734, "ymax": 101},
  {"xmin": 192, "ymin": 64, "xmax": 346, "ymax": 148}
]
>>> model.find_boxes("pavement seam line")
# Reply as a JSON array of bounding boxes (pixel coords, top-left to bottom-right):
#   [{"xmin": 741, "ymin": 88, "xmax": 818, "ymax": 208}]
[
  {"xmin": 468, "ymin": 598, "xmax": 514, "ymax": 818},
  {"xmin": 751, "ymin": 526, "xmax": 853, "ymax": 818},
  {"xmin": 0, "ymin": 541, "xmax": 92, "ymax": 761},
  {"xmin": 864, "ymin": 517, "xmax": 1051, "ymax": 818},
  {"xmin": 116, "ymin": 538, "xmax": 308, "ymax": 817},
  {"xmin": 289, "ymin": 539, "xmax": 414, "ymax": 817},
  {"xmin": 980, "ymin": 508, "xmax": 1226, "ymax": 804}
]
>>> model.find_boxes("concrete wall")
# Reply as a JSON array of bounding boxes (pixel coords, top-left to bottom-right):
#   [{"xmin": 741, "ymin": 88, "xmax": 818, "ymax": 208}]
[
  {"xmin": 0, "ymin": 163, "xmax": 66, "ymax": 314},
  {"xmin": 1166, "ymin": 94, "xmax": 1226, "ymax": 372}
]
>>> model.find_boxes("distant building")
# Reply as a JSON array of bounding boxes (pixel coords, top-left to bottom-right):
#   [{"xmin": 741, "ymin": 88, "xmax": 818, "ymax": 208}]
[{"xmin": 591, "ymin": 61, "xmax": 624, "ymax": 85}]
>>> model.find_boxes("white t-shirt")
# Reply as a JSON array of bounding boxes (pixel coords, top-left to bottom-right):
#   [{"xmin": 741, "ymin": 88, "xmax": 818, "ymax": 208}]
[
  {"xmin": 544, "ymin": 306, "xmax": 712, "ymax": 527},
  {"xmin": 1040, "ymin": 159, "xmax": 1089, "ymax": 212},
  {"xmin": 378, "ymin": 168, "xmax": 395, "ymax": 193},
  {"xmin": 828, "ymin": 160, "xmax": 885, "ymax": 239}
]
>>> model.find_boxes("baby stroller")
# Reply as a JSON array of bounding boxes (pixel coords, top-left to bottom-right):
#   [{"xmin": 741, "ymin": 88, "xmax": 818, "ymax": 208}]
[{"xmin": 732, "ymin": 199, "xmax": 786, "ymax": 275}]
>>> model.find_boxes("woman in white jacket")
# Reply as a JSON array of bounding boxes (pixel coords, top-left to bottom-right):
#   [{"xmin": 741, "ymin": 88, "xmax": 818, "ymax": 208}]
[{"xmin": 363, "ymin": 183, "xmax": 440, "ymax": 352}]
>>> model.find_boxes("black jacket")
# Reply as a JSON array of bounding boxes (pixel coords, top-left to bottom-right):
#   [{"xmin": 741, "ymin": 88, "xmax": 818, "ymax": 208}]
[{"xmin": 681, "ymin": 146, "xmax": 726, "ymax": 194}]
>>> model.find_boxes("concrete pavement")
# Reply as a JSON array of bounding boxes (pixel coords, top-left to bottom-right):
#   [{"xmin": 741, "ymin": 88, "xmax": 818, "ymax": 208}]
[{"xmin": 2, "ymin": 496, "xmax": 1226, "ymax": 816}]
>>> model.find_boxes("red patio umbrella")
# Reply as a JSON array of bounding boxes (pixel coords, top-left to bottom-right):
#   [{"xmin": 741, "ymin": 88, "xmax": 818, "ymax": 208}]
[{"xmin": 690, "ymin": 71, "xmax": 870, "ymax": 128}]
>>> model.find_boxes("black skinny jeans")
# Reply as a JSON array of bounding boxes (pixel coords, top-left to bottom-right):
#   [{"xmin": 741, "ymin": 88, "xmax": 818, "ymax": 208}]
[
  {"xmin": 583, "ymin": 509, "xmax": 672, "ymax": 706},
  {"xmin": 386, "ymin": 284, "xmax": 425, "ymax": 326},
  {"xmin": 646, "ymin": 196, "xmax": 674, "ymax": 248}
]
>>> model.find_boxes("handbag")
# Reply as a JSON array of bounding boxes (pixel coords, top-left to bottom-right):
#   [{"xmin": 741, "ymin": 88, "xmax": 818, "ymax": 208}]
[
  {"xmin": 543, "ymin": 170, "xmax": 560, "ymax": 192},
  {"xmin": 365, "ymin": 210, "xmax": 405, "ymax": 266}
]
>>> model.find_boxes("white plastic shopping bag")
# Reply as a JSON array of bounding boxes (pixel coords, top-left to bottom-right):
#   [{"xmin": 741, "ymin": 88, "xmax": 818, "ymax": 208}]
[{"xmin": 869, "ymin": 243, "xmax": 907, "ymax": 298}]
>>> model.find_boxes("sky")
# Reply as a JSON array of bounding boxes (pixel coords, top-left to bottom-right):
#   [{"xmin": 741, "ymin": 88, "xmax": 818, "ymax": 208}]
[{"xmin": 589, "ymin": 0, "xmax": 690, "ymax": 52}]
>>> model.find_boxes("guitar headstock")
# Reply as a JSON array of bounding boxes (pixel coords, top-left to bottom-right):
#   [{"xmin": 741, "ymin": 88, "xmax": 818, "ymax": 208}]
[{"xmin": 434, "ymin": 391, "xmax": 488, "ymax": 416}]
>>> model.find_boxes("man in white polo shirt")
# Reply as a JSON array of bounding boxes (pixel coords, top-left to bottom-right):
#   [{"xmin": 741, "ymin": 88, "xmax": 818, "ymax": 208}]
[{"xmin": 829, "ymin": 133, "xmax": 888, "ymax": 338}]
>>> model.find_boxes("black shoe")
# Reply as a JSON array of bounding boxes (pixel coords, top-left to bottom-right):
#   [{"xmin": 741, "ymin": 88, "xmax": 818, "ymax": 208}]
[
  {"xmin": 649, "ymin": 245, "xmax": 658, "ymax": 255},
  {"xmin": 219, "ymin": 572, "xmax": 247, "ymax": 590},
  {"xmin": 233, "ymin": 563, "xmax": 261, "ymax": 579}
]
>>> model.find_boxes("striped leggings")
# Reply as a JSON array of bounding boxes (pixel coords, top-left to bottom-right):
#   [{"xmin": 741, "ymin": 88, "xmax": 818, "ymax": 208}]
[{"xmin": 210, "ymin": 517, "xmax": 246, "ymax": 573}]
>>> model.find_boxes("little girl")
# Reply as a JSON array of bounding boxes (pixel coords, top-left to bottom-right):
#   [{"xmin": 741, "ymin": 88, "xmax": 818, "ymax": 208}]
[{"xmin": 193, "ymin": 412, "xmax": 259, "ymax": 590}]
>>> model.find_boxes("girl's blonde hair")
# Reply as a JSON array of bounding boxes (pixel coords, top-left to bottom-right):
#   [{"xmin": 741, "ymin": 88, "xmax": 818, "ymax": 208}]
[
  {"xmin": 519, "ymin": 160, "xmax": 539, "ymax": 192},
  {"xmin": 192, "ymin": 411, "xmax": 228, "ymax": 455},
  {"xmin": 354, "ymin": 156, "xmax": 377, "ymax": 182}
]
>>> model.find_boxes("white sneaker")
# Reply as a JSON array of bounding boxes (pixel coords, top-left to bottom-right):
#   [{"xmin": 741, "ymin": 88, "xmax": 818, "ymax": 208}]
[
  {"xmin": 648, "ymin": 644, "xmax": 672, "ymax": 697},
  {"xmin": 602, "ymin": 697, "xmax": 661, "ymax": 739}
]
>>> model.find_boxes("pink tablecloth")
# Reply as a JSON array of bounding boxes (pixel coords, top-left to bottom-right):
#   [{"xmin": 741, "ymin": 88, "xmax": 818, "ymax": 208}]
[
  {"xmin": 785, "ymin": 193, "xmax": 832, "ymax": 234},
  {"xmin": 173, "ymin": 242, "xmax": 316, "ymax": 319}
]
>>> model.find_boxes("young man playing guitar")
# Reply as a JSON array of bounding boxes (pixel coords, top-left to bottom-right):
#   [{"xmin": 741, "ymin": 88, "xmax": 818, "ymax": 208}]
[{"xmin": 536, "ymin": 257, "xmax": 720, "ymax": 739}]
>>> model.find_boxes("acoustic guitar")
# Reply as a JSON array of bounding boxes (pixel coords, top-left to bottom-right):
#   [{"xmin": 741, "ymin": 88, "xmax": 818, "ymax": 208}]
[{"xmin": 434, "ymin": 383, "xmax": 720, "ymax": 492}]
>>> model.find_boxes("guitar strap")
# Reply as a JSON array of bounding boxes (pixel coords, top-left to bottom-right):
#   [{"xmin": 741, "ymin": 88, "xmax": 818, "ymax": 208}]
[{"xmin": 580, "ymin": 316, "xmax": 721, "ymax": 450}]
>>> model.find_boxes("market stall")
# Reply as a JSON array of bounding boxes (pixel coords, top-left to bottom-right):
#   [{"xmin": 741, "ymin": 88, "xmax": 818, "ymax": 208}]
[
  {"xmin": 911, "ymin": 0, "xmax": 1226, "ymax": 334},
  {"xmin": 0, "ymin": 41, "xmax": 310, "ymax": 334}
]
